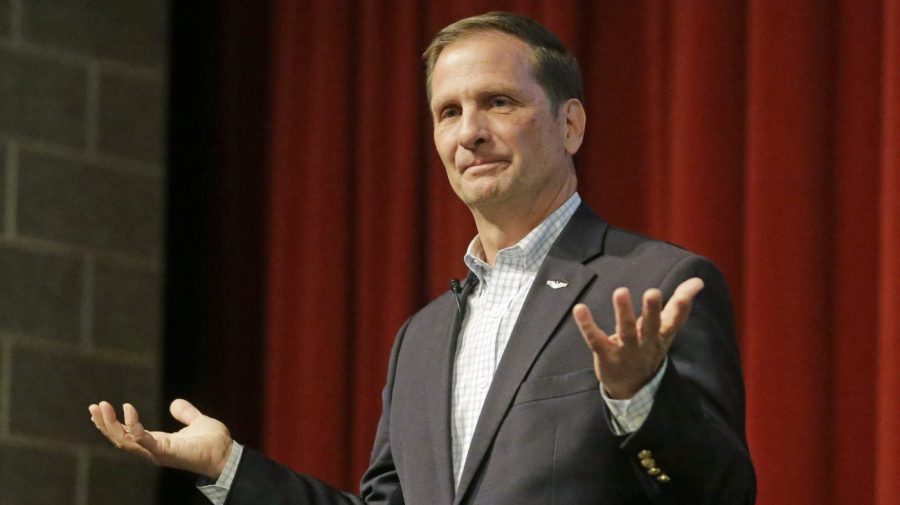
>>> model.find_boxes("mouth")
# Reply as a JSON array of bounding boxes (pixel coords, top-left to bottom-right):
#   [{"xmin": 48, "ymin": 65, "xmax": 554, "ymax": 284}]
[{"xmin": 461, "ymin": 159, "xmax": 509, "ymax": 174}]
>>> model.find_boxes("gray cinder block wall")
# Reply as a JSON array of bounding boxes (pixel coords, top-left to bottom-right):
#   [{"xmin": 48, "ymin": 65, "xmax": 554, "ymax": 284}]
[{"xmin": 0, "ymin": 1, "xmax": 167, "ymax": 504}]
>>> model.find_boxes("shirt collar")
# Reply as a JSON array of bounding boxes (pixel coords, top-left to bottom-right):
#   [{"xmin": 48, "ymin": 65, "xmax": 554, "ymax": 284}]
[{"xmin": 464, "ymin": 193, "xmax": 582, "ymax": 281}]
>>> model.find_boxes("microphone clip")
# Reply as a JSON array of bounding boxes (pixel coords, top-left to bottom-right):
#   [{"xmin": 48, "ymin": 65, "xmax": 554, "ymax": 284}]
[{"xmin": 450, "ymin": 275, "xmax": 479, "ymax": 319}]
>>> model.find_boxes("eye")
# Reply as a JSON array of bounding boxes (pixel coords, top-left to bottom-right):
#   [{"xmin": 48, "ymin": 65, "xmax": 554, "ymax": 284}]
[
  {"xmin": 439, "ymin": 106, "xmax": 460, "ymax": 121},
  {"xmin": 490, "ymin": 96, "xmax": 514, "ymax": 109}
]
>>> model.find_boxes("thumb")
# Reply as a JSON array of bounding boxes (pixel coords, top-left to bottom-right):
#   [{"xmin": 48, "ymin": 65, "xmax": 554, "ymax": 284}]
[{"xmin": 169, "ymin": 398, "xmax": 203, "ymax": 426}]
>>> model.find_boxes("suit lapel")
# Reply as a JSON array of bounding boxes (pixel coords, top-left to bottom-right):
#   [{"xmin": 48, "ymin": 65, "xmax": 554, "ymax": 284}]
[
  {"xmin": 426, "ymin": 279, "xmax": 476, "ymax": 504},
  {"xmin": 452, "ymin": 204, "xmax": 608, "ymax": 504}
]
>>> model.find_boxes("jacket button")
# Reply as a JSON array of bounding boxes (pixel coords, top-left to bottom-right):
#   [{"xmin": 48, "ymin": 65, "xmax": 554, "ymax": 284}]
[
  {"xmin": 640, "ymin": 458, "xmax": 656, "ymax": 470},
  {"xmin": 647, "ymin": 467, "xmax": 661, "ymax": 476},
  {"xmin": 637, "ymin": 450, "xmax": 652, "ymax": 460},
  {"xmin": 657, "ymin": 474, "xmax": 671, "ymax": 483}
]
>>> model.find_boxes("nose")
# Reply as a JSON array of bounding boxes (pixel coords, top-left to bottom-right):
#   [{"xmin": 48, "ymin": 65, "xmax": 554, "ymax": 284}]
[{"xmin": 458, "ymin": 109, "xmax": 490, "ymax": 150}]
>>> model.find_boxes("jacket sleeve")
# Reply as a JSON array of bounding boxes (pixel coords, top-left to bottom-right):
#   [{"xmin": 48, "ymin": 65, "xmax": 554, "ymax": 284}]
[
  {"xmin": 225, "ymin": 321, "xmax": 411, "ymax": 505},
  {"xmin": 616, "ymin": 255, "xmax": 756, "ymax": 505}
]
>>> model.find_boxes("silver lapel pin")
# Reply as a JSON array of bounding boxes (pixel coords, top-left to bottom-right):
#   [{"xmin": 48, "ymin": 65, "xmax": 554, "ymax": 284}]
[{"xmin": 546, "ymin": 280, "xmax": 568, "ymax": 289}]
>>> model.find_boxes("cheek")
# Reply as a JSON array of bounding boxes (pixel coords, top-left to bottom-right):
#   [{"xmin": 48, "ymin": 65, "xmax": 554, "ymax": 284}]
[
  {"xmin": 434, "ymin": 128, "xmax": 455, "ymax": 156},
  {"xmin": 508, "ymin": 115, "xmax": 543, "ymax": 146},
  {"xmin": 530, "ymin": 120, "xmax": 565, "ymax": 157}
]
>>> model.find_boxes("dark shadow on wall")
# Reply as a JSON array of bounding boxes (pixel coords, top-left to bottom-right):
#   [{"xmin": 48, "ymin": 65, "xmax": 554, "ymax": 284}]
[{"xmin": 165, "ymin": 0, "xmax": 272, "ymax": 502}]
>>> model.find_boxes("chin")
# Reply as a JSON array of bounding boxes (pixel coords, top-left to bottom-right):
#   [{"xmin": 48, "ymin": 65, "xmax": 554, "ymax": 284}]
[
  {"xmin": 463, "ymin": 189, "xmax": 518, "ymax": 211},
  {"xmin": 458, "ymin": 184, "xmax": 499, "ymax": 204}
]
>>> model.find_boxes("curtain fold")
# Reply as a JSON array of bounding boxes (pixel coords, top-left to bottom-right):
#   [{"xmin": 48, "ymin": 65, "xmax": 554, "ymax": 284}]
[
  {"xmin": 666, "ymin": 2, "xmax": 746, "ymax": 320},
  {"xmin": 832, "ymin": 2, "xmax": 882, "ymax": 504},
  {"xmin": 743, "ymin": 2, "xmax": 837, "ymax": 503},
  {"xmin": 266, "ymin": 0, "xmax": 356, "ymax": 486},
  {"xmin": 877, "ymin": 2, "xmax": 900, "ymax": 503},
  {"xmin": 263, "ymin": 2, "xmax": 900, "ymax": 503}
]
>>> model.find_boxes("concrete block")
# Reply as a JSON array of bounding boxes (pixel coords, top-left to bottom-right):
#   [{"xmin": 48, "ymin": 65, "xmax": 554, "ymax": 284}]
[
  {"xmin": 17, "ymin": 149, "xmax": 162, "ymax": 257},
  {"xmin": 0, "ymin": 0, "xmax": 10, "ymax": 39},
  {"xmin": 21, "ymin": 0, "xmax": 166, "ymax": 67},
  {"xmin": 0, "ymin": 244, "xmax": 82, "ymax": 342},
  {"xmin": 98, "ymin": 71, "xmax": 164, "ymax": 162},
  {"xmin": 0, "ymin": 47, "xmax": 87, "ymax": 146},
  {"xmin": 0, "ymin": 443, "xmax": 78, "ymax": 505},
  {"xmin": 88, "ymin": 454, "xmax": 158, "ymax": 505},
  {"xmin": 94, "ymin": 260, "xmax": 161, "ymax": 354}
]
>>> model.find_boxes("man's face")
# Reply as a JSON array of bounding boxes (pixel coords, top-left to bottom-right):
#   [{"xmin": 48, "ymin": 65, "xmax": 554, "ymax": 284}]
[{"xmin": 429, "ymin": 32, "xmax": 574, "ymax": 212}]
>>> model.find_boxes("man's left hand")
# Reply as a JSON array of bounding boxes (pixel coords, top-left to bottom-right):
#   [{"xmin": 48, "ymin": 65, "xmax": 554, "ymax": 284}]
[{"xmin": 572, "ymin": 277, "xmax": 705, "ymax": 399}]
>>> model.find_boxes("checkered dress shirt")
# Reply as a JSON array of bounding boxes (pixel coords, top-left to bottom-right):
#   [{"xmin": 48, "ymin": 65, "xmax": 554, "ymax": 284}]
[{"xmin": 450, "ymin": 193, "xmax": 581, "ymax": 484}]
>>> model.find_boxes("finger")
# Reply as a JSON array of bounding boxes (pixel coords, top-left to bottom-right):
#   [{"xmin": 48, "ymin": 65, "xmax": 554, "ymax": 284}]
[
  {"xmin": 121, "ymin": 404, "xmax": 152, "ymax": 447},
  {"xmin": 123, "ymin": 403, "xmax": 140, "ymax": 426},
  {"xmin": 127, "ymin": 422, "xmax": 161, "ymax": 459},
  {"xmin": 612, "ymin": 288, "xmax": 637, "ymax": 345},
  {"xmin": 122, "ymin": 403, "xmax": 146, "ymax": 445},
  {"xmin": 640, "ymin": 288, "xmax": 662, "ymax": 340},
  {"xmin": 93, "ymin": 402, "xmax": 158, "ymax": 462},
  {"xmin": 572, "ymin": 304, "xmax": 615, "ymax": 354},
  {"xmin": 88, "ymin": 404, "xmax": 108, "ymax": 434},
  {"xmin": 98, "ymin": 401, "xmax": 125, "ymax": 444},
  {"xmin": 660, "ymin": 277, "xmax": 705, "ymax": 338},
  {"xmin": 119, "ymin": 406, "xmax": 162, "ymax": 461},
  {"xmin": 88, "ymin": 404, "xmax": 101, "ymax": 423},
  {"xmin": 170, "ymin": 399, "xmax": 202, "ymax": 426}
]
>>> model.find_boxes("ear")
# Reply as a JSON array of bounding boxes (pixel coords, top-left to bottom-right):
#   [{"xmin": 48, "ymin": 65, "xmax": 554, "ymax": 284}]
[{"xmin": 561, "ymin": 98, "xmax": 586, "ymax": 156}]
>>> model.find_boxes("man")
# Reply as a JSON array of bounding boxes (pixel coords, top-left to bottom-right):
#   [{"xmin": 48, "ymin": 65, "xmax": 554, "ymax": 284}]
[{"xmin": 90, "ymin": 12, "xmax": 755, "ymax": 504}]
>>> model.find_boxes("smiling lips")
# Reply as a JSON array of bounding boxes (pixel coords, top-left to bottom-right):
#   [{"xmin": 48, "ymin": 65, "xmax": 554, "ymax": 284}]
[{"xmin": 461, "ymin": 159, "xmax": 509, "ymax": 173}]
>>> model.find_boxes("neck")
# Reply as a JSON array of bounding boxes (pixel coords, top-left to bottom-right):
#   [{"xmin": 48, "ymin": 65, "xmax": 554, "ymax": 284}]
[{"xmin": 472, "ymin": 174, "xmax": 577, "ymax": 265}]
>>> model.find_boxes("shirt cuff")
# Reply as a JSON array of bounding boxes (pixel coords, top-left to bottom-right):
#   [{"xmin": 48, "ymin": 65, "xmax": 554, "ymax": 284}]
[
  {"xmin": 197, "ymin": 441, "xmax": 244, "ymax": 505},
  {"xmin": 600, "ymin": 358, "xmax": 668, "ymax": 435}
]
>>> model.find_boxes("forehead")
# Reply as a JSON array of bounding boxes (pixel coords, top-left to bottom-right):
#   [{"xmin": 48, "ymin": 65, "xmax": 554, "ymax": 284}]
[{"xmin": 430, "ymin": 32, "xmax": 540, "ymax": 105}]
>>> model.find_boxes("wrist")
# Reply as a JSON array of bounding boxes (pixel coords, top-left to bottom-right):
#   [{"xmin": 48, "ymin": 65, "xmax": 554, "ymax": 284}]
[
  {"xmin": 203, "ymin": 435, "xmax": 234, "ymax": 480},
  {"xmin": 602, "ymin": 361, "xmax": 666, "ymax": 400}
]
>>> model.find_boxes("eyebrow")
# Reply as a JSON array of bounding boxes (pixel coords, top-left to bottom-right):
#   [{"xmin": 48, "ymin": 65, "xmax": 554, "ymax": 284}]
[{"xmin": 431, "ymin": 86, "xmax": 523, "ymax": 112}]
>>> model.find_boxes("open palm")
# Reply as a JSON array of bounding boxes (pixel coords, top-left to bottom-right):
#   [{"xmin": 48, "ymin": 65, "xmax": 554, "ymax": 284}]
[{"xmin": 88, "ymin": 399, "xmax": 233, "ymax": 480}]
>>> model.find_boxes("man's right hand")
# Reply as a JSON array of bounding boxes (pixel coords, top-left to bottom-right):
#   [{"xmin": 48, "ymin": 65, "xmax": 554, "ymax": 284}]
[{"xmin": 88, "ymin": 399, "xmax": 233, "ymax": 480}]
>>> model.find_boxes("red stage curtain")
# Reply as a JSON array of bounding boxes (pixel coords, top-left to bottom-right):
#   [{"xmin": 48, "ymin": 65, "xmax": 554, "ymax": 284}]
[{"xmin": 263, "ymin": 1, "xmax": 900, "ymax": 503}]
